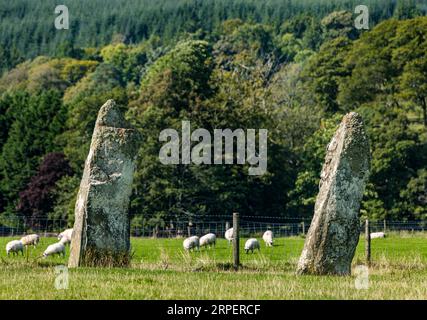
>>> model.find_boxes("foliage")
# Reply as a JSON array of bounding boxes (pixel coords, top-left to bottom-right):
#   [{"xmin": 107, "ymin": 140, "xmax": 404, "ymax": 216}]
[
  {"xmin": 1, "ymin": 7, "xmax": 427, "ymax": 224},
  {"xmin": 0, "ymin": 90, "xmax": 66, "ymax": 215},
  {"xmin": 16, "ymin": 153, "xmax": 73, "ymax": 223},
  {"xmin": 49, "ymin": 175, "xmax": 80, "ymax": 226},
  {"xmin": 1, "ymin": 0, "xmax": 421, "ymax": 65}
]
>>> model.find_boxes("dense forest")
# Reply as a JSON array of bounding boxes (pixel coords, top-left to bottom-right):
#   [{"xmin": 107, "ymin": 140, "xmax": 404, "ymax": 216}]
[
  {"xmin": 0, "ymin": 0, "xmax": 426, "ymax": 230},
  {"xmin": 1, "ymin": 0, "xmax": 426, "ymax": 73}
]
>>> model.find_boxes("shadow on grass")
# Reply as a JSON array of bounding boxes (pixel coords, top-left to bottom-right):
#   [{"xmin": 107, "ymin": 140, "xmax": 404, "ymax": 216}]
[
  {"xmin": 191, "ymin": 260, "xmax": 296, "ymax": 273},
  {"xmin": 0, "ymin": 255, "xmax": 67, "ymax": 268}
]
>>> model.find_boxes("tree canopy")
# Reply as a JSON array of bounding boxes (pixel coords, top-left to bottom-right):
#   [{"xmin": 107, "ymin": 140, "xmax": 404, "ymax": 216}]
[{"xmin": 0, "ymin": 4, "xmax": 426, "ymax": 227}]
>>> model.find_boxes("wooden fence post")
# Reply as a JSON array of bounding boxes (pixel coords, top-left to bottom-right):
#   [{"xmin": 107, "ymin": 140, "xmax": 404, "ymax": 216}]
[
  {"xmin": 383, "ymin": 219, "xmax": 387, "ymax": 234},
  {"xmin": 365, "ymin": 219, "xmax": 371, "ymax": 266},
  {"xmin": 233, "ymin": 212, "xmax": 240, "ymax": 270}
]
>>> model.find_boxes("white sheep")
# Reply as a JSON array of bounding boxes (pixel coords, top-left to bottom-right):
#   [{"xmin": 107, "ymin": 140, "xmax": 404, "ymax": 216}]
[
  {"xmin": 6, "ymin": 240, "xmax": 24, "ymax": 256},
  {"xmin": 58, "ymin": 228, "xmax": 73, "ymax": 245},
  {"xmin": 244, "ymin": 238, "xmax": 260, "ymax": 254},
  {"xmin": 183, "ymin": 236, "xmax": 200, "ymax": 251},
  {"xmin": 200, "ymin": 233, "xmax": 216, "ymax": 248},
  {"xmin": 43, "ymin": 241, "xmax": 66, "ymax": 258},
  {"xmin": 20, "ymin": 234, "xmax": 40, "ymax": 247},
  {"xmin": 262, "ymin": 230, "xmax": 274, "ymax": 247},
  {"xmin": 224, "ymin": 228, "xmax": 233, "ymax": 244},
  {"xmin": 370, "ymin": 232, "xmax": 386, "ymax": 239}
]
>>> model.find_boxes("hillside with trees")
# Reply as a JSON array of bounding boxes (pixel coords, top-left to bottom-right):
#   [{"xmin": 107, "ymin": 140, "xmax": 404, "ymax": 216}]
[{"xmin": 0, "ymin": 1, "xmax": 426, "ymax": 230}]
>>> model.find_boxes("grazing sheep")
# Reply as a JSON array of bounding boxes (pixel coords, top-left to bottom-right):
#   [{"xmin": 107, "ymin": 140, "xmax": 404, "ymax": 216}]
[
  {"xmin": 224, "ymin": 228, "xmax": 233, "ymax": 244},
  {"xmin": 6, "ymin": 240, "xmax": 24, "ymax": 256},
  {"xmin": 43, "ymin": 241, "xmax": 66, "ymax": 258},
  {"xmin": 20, "ymin": 234, "xmax": 40, "ymax": 247},
  {"xmin": 370, "ymin": 232, "xmax": 386, "ymax": 239},
  {"xmin": 200, "ymin": 233, "xmax": 216, "ymax": 248},
  {"xmin": 262, "ymin": 230, "xmax": 274, "ymax": 247},
  {"xmin": 183, "ymin": 236, "xmax": 200, "ymax": 251},
  {"xmin": 244, "ymin": 238, "xmax": 260, "ymax": 254},
  {"xmin": 58, "ymin": 228, "xmax": 73, "ymax": 244}
]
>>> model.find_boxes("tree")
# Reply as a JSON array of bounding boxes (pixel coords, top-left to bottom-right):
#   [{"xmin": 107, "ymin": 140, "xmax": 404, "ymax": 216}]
[
  {"xmin": 61, "ymin": 59, "xmax": 99, "ymax": 85},
  {"xmin": 321, "ymin": 11, "xmax": 358, "ymax": 42},
  {"xmin": 399, "ymin": 169, "xmax": 427, "ymax": 220},
  {"xmin": 49, "ymin": 174, "xmax": 80, "ymax": 226},
  {"xmin": 0, "ymin": 45, "xmax": 23, "ymax": 75},
  {"xmin": 128, "ymin": 38, "xmax": 295, "ymax": 222},
  {"xmin": 132, "ymin": 40, "xmax": 214, "ymax": 115},
  {"xmin": 399, "ymin": 57, "xmax": 427, "ymax": 127},
  {"xmin": 214, "ymin": 21, "xmax": 279, "ymax": 74},
  {"xmin": 0, "ymin": 90, "xmax": 66, "ymax": 214},
  {"xmin": 302, "ymin": 18, "xmax": 323, "ymax": 51},
  {"xmin": 286, "ymin": 115, "xmax": 342, "ymax": 217},
  {"xmin": 127, "ymin": 40, "xmax": 215, "ymax": 222},
  {"xmin": 357, "ymin": 102, "xmax": 427, "ymax": 220},
  {"xmin": 55, "ymin": 40, "xmax": 84, "ymax": 59},
  {"xmin": 17, "ymin": 153, "xmax": 73, "ymax": 224},
  {"xmin": 394, "ymin": 0, "xmax": 422, "ymax": 20},
  {"xmin": 100, "ymin": 43, "xmax": 148, "ymax": 83},
  {"xmin": 338, "ymin": 19, "xmax": 399, "ymax": 110},
  {"xmin": 60, "ymin": 63, "xmax": 128, "ymax": 172},
  {"xmin": 302, "ymin": 37, "xmax": 352, "ymax": 113},
  {"xmin": 278, "ymin": 33, "xmax": 302, "ymax": 63}
]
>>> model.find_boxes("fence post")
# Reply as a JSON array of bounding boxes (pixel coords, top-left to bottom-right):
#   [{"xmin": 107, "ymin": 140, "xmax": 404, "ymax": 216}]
[
  {"xmin": 302, "ymin": 221, "xmax": 305, "ymax": 235},
  {"xmin": 365, "ymin": 219, "xmax": 371, "ymax": 266},
  {"xmin": 233, "ymin": 212, "xmax": 240, "ymax": 271},
  {"xmin": 383, "ymin": 219, "xmax": 386, "ymax": 234}
]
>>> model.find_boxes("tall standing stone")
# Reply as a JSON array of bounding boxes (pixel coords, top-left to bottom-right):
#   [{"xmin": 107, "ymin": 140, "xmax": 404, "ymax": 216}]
[
  {"xmin": 68, "ymin": 100, "xmax": 139, "ymax": 267},
  {"xmin": 297, "ymin": 112, "xmax": 370, "ymax": 275}
]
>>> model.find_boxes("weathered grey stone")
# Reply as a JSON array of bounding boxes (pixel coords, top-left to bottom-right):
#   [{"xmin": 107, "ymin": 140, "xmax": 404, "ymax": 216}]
[
  {"xmin": 68, "ymin": 99, "xmax": 139, "ymax": 267},
  {"xmin": 297, "ymin": 112, "xmax": 370, "ymax": 275}
]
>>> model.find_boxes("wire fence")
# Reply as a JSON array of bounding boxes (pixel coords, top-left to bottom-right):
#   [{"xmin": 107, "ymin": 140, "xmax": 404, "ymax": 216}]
[{"xmin": 0, "ymin": 216, "xmax": 426, "ymax": 238}]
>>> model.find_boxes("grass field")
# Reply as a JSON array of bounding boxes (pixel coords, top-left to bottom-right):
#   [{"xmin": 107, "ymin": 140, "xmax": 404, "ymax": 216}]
[{"xmin": 1, "ymin": 233, "xmax": 427, "ymax": 299}]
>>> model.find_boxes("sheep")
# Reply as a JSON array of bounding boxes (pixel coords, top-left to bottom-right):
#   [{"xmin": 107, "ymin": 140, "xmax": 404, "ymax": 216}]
[
  {"xmin": 224, "ymin": 228, "xmax": 233, "ymax": 244},
  {"xmin": 58, "ymin": 228, "xmax": 73, "ymax": 245},
  {"xmin": 244, "ymin": 238, "xmax": 260, "ymax": 254},
  {"xmin": 262, "ymin": 230, "xmax": 274, "ymax": 247},
  {"xmin": 43, "ymin": 241, "xmax": 66, "ymax": 258},
  {"xmin": 6, "ymin": 240, "xmax": 24, "ymax": 256},
  {"xmin": 200, "ymin": 233, "xmax": 216, "ymax": 249},
  {"xmin": 370, "ymin": 232, "xmax": 386, "ymax": 239},
  {"xmin": 20, "ymin": 234, "xmax": 40, "ymax": 248},
  {"xmin": 183, "ymin": 236, "xmax": 200, "ymax": 251}
]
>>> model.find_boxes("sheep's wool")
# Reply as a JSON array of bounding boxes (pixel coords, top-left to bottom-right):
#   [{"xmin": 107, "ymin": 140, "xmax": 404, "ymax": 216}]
[
  {"xmin": 297, "ymin": 113, "xmax": 370, "ymax": 276},
  {"xmin": 68, "ymin": 100, "xmax": 139, "ymax": 267}
]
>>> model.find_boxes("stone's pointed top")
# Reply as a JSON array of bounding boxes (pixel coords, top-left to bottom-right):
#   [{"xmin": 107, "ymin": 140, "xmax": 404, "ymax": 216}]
[
  {"xmin": 344, "ymin": 111, "xmax": 360, "ymax": 120},
  {"xmin": 342, "ymin": 112, "xmax": 365, "ymax": 127},
  {"xmin": 96, "ymin": 99, "xmax": 132, "ymax": 129},
  {"xmin": 345, "ymin": 111, "xmax": 360, "ymax": 118}
]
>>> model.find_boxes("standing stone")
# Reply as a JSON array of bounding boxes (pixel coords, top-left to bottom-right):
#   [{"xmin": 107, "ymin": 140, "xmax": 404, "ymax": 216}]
[
  {"xmin": 68, "ymin": 100, "xmax": 139, "ymax": 267},
  {"xmin": 297, "ymin": 112, "xmax": 370, "ymax": 275}
]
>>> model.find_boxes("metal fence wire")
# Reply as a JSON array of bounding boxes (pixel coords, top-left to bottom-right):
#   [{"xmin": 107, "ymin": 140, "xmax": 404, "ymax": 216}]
[{"xmin": 0, "ymin": 216, "xmax": 426, "ymax": 238}]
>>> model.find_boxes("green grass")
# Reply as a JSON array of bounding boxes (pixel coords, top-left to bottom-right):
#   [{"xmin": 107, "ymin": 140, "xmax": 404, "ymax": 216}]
[{"xmin": 1, "ymin": 233, "xmax": 427, "ymax": 299}]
